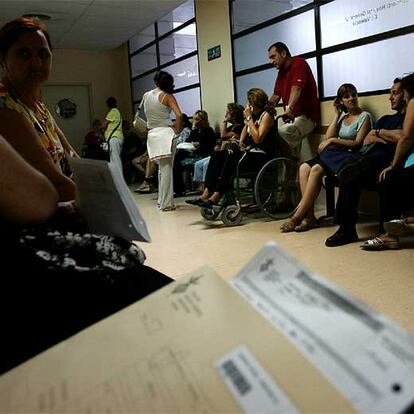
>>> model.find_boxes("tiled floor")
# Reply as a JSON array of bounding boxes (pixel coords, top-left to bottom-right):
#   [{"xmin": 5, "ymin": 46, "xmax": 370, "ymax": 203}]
[{"xmin": 133, "ymin": 190, "xmax": 414, "ymax": 334}]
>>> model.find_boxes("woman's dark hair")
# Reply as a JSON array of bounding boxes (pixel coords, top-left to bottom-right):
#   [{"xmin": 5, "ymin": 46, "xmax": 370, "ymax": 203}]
[
  {"xmin": 106, "ymin": 97, "xmax": 117, "ymax": 108},
  {"xmin": 336, "ymin": 83, "xmax": 358, "ymax": 113},
  {"xmin": 0, "ymin": 17, "xmax": 52, "ymax": 58},
  {"xmin": 154, "ymin": 71, "xmax": 174, "ymax": 94},
  {"xmin": 227, "ymin": 103, "xmax": 244, "ymax": 125},
  {"xmin": 247, "ymin": 88, "xmax": 276, "ymax": 118},
  {"xmin": 401, "ymin": 73, "xmax": 414, "ymax": 101},
  {"xmin": 182, "ymin": 113, "xmax": 191, "ymax": 129}
]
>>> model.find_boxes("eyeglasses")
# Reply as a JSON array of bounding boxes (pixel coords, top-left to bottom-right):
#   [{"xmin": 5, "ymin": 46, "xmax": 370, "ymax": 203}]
[{"xmin": 342, "ymin": 92, "xmax": 357, "ymax": 99}]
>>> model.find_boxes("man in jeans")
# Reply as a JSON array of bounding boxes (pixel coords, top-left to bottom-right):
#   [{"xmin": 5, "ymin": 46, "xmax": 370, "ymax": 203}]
[
  {"xmin": 325, "ymin": 78, "xmax": 406, "ymax": 247},
  {"xmin": 268, "ymin": 42, "xmax": 320, "ymax": 157}
]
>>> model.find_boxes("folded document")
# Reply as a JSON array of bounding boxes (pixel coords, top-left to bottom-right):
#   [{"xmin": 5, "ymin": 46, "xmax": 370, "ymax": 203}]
[{"xmin": 68, "ymin": 157, "xmax": 150, "ymax": 242}]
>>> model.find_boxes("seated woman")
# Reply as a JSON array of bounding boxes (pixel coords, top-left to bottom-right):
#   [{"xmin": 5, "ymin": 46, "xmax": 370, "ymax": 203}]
[
  {"xmin": 0, "ymin": 17, "xmax": 78, "ymax": 201},
  {"xmin": 121, "ymin": 120, "xmax": 147, "ymax": 183},
  {"xmin": 219, "ymin": 102, "xmax": 245, "ymax": 146},
  {"xmin": 176, "ymin": 113, "xmax": 192, "ymax": 144},
  {"xmin": 195, "ymin": 88, "xmax": 276, "ymax": 208},
  {"xmin": 82, "ymin": 119, "xmax": 104, "ymax": 159},
  {"xmin": 0, "ymin": 132, "xmax": 172, "ymax": 373},
  {"xmin": 281, "ymin": 83, "xmax": 372, "ymax": 232},
  {"xmin": 361, "ymin": 73, "xmax": 414, "ymax": 250},
  {"xmin": 186, "ymin": 102, "xmax": 244, "ymax": 205},
  {"xmin": 173, "ymin": 110, "xmax": 216, "ymax": 196}
]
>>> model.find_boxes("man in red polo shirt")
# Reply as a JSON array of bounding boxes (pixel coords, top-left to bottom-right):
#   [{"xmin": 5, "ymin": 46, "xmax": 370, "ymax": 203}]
[{"xmin": 268, "ymin": 42, "xmax": 320, "ymax": 157}]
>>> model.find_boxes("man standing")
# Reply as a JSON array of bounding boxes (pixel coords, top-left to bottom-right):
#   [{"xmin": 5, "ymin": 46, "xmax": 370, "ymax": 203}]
[
  {"xmin": 268, "ymin": 42, "xmax": 320, "ymax": 157},
  {"xmin": 325, "ymin": 78, "xmax": 406, "ymax": 247},
  {"xmin": 102, "ymin": 97, "xmax": 124, "ymax": 173}
]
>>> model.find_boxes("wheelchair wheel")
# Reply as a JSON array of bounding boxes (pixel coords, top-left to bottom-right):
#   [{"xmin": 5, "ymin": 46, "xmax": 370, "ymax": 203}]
[
  {"xmin": 200, "ymin": 207, "xmax": 220, "ymax": 221},
  {"xmin": 221, "ymin": 205, "xmax": 242, "ymax": 227},
  {"xmin": 254, "ymin": 157, "xmax": 299, "ymax": 219}
]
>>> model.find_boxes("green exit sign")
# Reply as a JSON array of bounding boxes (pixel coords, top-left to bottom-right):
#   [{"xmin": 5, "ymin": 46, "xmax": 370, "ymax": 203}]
[{"xmin": 207, "ymin": 45, "xmax": 221, "ymax": 61}]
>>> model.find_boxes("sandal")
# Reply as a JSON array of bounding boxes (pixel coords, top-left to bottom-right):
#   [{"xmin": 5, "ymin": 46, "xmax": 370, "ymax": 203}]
[
  {"xmin": 360, "ymin": 237, "xmax": 400, "ymax": 251},
  {"xmin": 294, "ymin": 217, "xmax": 318, "ymax": 232},
  {"xmin": 280, "ymin": 216, "xmax": 300, "ymax": 233},
  {"xmin": 384, "ymin": 218, "xmax": 414, "ymax": 236}
]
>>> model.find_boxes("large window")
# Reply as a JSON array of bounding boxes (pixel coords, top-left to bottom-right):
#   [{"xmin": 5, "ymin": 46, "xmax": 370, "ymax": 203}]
[
  {"xmin": 320, "ymin": 0, "xmax": 414, "ymax": 48},
  {"xmin": 128, "ymin": 0, "xmax": 200, "ymax": 118},
  {"xmin": 233, "ymin": 10, "xmax": 315, "ymax": 72},
  {"xmin": 231, "ymin": 0, "xmax": 414, "ymax": 104},
  {"xmin": 231, "ymin": 0, "xmax": 313, "ymax": 34}
]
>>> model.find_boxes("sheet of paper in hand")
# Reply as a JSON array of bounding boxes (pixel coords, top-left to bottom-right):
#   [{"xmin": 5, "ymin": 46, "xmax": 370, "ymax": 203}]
[
  {"xmin": 176, "ymin": 142, "xmax": 196, "ymax": 152},
  {"xmin": 231, "ymin": 242, "xmax": 414, "ymax": 414},
  {"xmin": 68, "ymin": 157, "xmax": 150, "ymax": 242}
]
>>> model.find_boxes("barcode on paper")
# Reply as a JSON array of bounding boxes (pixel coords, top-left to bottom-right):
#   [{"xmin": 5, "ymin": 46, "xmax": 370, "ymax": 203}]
[
  {"xmin": 221, "ymin": 359, "xmax": 252, "ymax": 395},
  {"xmin": 216, "ymin": 345, "xmax": 299, "ymax": 414}
]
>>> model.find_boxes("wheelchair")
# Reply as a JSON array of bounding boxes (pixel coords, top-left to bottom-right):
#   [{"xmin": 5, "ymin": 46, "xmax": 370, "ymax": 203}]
[{"xmin": 200, "ymin": 119, "xmax": 300, "ymax": 226}]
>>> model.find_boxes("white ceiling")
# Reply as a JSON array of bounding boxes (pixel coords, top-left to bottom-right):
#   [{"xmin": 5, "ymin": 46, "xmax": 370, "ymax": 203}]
[{"xmin": 0, "ymin": 0, "xmax": 187, "ymax": 51}]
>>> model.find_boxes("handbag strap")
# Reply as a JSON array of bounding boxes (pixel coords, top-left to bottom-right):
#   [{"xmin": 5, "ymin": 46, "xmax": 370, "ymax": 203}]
[{"xmin": 107, "ymin": 120, "xmax": 121, "ymax": 141}]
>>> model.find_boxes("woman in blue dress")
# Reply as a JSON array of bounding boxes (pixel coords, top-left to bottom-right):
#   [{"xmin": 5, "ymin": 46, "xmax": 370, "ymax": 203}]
[{"xmin": 281, "ymin": 83, "xmax": 372, "ymax": 232}]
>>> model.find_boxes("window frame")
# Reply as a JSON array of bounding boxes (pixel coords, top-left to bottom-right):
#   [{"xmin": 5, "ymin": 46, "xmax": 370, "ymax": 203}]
[
  {"xmin": 128, "ymin": 3, "xmax": 201, "ymax": 113},
  {"xmin": 229, "ymin": 0, "xmax": 414, "ymax": 103}
]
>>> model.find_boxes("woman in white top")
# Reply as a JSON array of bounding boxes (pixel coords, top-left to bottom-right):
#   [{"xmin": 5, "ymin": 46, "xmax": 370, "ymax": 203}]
[{"xmin": 141, "ymin": 71, "xmax": 183, "ymax": 211}]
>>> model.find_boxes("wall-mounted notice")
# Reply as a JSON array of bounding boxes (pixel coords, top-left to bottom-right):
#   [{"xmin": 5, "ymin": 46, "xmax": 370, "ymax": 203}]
[
  {"xmin": 207, "ymin": 45, "xmax": 221, "ymax": 61},
  {"xmin": 320, "ymin": 0, "xmax": 414, "ymax": 48}
]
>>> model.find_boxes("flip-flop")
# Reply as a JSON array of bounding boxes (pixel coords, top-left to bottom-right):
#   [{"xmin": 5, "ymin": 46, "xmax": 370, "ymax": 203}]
[
  {"xmin": 294, "ymin": 217, "xmax": 318, "ymax": 232},
  {"xmin": 280, "ymin": 216, "xmax": 300, "ymax": 233}
]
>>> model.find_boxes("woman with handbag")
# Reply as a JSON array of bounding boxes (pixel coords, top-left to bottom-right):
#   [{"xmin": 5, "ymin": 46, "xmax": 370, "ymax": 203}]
[
  {"xmin": 102, "ymin": 96, "xmax": 124, "ymax": 172},
  {"xmin": 141, "ymin": 71, "xmax": 183, "ymax": 211},
  {"xmin": 280, "ymin": 83, "xmax": 372, "ymax": 232}
]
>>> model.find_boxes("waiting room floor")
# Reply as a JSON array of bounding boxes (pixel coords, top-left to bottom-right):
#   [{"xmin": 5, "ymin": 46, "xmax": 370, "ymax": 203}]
[{"xmin": 133, "ymin": 191, "xmax": 414, "ymax": 334}]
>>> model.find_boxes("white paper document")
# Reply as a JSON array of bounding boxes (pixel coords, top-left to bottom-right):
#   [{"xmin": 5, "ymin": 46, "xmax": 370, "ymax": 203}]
[
  {"xmin": 231, "ymin": 242, "xmax": 414, "ymax": 414},
  {"xmin": 68, "ymin": 157, "xmax": 150, "ymax": 242}
]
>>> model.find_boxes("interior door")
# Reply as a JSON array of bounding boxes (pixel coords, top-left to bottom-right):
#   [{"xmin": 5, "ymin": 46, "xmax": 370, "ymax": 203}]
[{"xmin": 41, "ymin": 84, "xmax": 92, "ymax": 154}]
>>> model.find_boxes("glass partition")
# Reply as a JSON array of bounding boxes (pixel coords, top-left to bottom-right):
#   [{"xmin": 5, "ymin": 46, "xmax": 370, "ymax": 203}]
[
  {"xmin": 130, "ymin": 45, "xmax": 157, "ymax": 77},
  {"xmin": 158, "ymin": 0, "xmax": 195, "ymax": 37},
  {"xmin": 128, "ymin": 1, "xmax": 198, "ymax": 109},
  {"xmin": 129, "ymin": 24, "xmax": 155, "ymax": 53},
  {"xmin": 174, "ymin": 87, "xmax": 201, "ymax": 118},
  {"xmin": 162, "ymin": 54, "xmax": 199, "ymax": 90},
  {"xmin": 232, "ymin": 0, "xmax": 313, "ymax": 34},
  {"xmin": 323, "ymin": 34, "xmax": 414, "ymax": 97},
  {"xmin": 320, "ymin": 0, "xmax": 414, "ymax": 48},
  {"xmin": 233, "ymin": 10, "xmax": 315, "ymax": 72},
  {"xmin": 131, "ymin": 72, "xmax": 156, "ymax": 102},
  {"xmin": 159, "ymin": 23, "xmax": 197, "ymax": 65}
]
